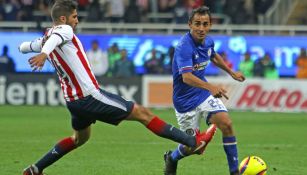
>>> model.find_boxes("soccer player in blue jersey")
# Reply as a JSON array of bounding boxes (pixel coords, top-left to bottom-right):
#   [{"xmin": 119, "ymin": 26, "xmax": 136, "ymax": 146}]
[{"xmin": 163, "ymin": 6, "xmax": 245, "ymax": 175}]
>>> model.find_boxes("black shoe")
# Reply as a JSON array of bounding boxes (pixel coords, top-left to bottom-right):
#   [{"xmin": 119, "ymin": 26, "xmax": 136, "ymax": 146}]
[
  {"xmin": 230, "ymin": 170, "xmax": 239, "ymax": 175},
  {"xmin": 164, "ymin": 151, "xmax": 178, "ymax": 175}
]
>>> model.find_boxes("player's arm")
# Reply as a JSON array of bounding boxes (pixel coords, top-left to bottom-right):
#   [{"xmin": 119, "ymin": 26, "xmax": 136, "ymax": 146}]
[
  {"xmin": 182, "ymin": 72, "xmax": 228, "ymax": 99},
  {"xmin": 28, "ymin": 34, "xmax": 63, "ymax": 71},
  {"xmin": 176, "ymin": 39, "xmax": 228, "ymax": 99},
  {"xmin": 211, "ymin": 53, "xmax": 245, "ymax": 82},
  {"xmin": 19, "ymin": 37, "xmax": 44, "ymax": 53}
]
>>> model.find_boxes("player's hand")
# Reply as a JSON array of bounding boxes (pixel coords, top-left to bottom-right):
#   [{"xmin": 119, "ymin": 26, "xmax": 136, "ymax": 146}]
[
  {"xmin": 28, "ymin": 53, "xmax": 47, "ymax": 72},
  {"xmin": 209, "ymin": 85, "xmax": 229, "ymax": 100},
  {"xmin": 231, "ymin": 71, "xmax": 245, "ymax": 82}
]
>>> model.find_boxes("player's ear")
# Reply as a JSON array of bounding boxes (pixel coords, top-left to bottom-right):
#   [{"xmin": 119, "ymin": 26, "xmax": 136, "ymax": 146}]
[
  {"xmin": 59, "ymin": 16, "xmax": 66, "ymax": 23},
  {"xmin": 188, "ymin": 21, "xmax": 192, "ymax": 28}
]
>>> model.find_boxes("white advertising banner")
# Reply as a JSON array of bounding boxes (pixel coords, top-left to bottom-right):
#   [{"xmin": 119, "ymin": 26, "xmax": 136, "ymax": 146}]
[
  {"xmin": 211, "ymin": 78, "xmax": 307, "ymax": 112},
  {"xmin": 143, "ymin": 76, "xmax": 307, "ymax": 112}
]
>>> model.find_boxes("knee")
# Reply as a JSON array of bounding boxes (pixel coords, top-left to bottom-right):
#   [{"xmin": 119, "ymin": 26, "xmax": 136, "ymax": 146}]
[
  {"xmin": 73, "ymin": 134, "xmax": 90, "ymax": 147},
  {"xmin": 132, "ymin": 105, "xmax": 154, "ymax": 125},
  {"xmin": 218, "ymin": 119, "xmax": 234, "ymax": 136}
]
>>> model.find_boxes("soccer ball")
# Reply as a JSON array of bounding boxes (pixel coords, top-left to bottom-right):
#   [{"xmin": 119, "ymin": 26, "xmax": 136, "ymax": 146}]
[{"xmin": 239, "ymin": 156, "xmax": 267, "ymax": 175}]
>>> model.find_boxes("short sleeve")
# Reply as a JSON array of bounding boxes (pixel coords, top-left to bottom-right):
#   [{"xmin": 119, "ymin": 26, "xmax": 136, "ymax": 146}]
[
  {"xmin": 176, "ymin": 41, "xmax": 194, "ymax": 74},
  {"xmin": 51, "ymin": 25, "xmax": 73, "ymax": 44}
]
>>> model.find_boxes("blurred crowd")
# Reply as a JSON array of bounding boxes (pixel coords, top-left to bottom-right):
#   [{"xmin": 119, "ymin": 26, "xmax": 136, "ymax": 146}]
[
  {"xmin": 1, "ymin": 0, "xmax": 306, "ymax": 79},
  {"xmin": 0, "ymin": 0, "xmax": 274, "ymax": 24},
  {"xmin": 1, "ymin": 42, "xmax": 307, "ymax": 79},
  {"xmin": 222, "ymin": 49, "xmax": 307, "ymax": 79},
  {"xmin": 85, "ymin": 40, "xmax": 174, "ymax": 78}
]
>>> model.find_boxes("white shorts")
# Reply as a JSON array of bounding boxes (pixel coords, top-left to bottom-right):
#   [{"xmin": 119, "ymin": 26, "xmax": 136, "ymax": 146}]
[{"xmin": 175, "ymin": 95, "xmax": 228, "ymax": 134}]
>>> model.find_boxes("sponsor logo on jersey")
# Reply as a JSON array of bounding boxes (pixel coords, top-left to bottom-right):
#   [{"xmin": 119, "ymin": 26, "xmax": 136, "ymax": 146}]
[{"xmin": 193, "ymin": 60, "xmax": 209, "ymax": 71}]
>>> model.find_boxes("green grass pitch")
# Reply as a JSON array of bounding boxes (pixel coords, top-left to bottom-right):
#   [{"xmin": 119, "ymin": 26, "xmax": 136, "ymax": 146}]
[{"xmin": 0, "ymin": 105, "xmax": 306, "ymax": 175}]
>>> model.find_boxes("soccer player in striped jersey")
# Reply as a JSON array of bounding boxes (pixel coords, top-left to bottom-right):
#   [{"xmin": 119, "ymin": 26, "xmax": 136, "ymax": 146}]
[
  {"xmin": 163, "ymin": 6, "xmax": 245, "ymax": 175},
  {"xmin": 19, "ymin": 1, "xmax": 216, "ymax": 175}
]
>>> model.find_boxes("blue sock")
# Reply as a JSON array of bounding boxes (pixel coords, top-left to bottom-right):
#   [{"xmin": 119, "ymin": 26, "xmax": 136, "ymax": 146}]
[
  {"xmin": 35, "ymin": 137, "xmax": 76, "ymax": 172},
  {"xmin": 171, "ymin": 144, "xmax": 191, "ymax": 162},
  {"xmin": 223, "ymin": 136, "xmax": 239, "ymax": 173}
]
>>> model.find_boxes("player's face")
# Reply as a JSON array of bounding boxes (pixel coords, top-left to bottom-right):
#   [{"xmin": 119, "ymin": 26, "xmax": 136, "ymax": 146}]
[
  {"xmin": 189, "ymin": 13, "xmax": 211, "ymax": 43},
  {"xmin": 66, "ymin": 9, "xmax": 79, "ymax": 30}
]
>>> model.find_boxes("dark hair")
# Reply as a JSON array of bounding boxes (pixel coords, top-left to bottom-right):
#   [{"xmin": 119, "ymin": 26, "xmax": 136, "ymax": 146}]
[
  {"xmin": 51, "ymin": 0, "xmax": 78, "ymax": 22},
  {"xmin": 188, "ymin": 6, "xmax": 212, "ymax": 22}
]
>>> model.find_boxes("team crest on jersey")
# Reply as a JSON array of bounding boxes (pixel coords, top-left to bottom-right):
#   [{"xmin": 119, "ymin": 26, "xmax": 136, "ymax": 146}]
[
  {"xmin": 208, "ymin": 48, "xmax": 212, "ymax": 57},
  {"xmin": 195, "ymin": 53, "xmax": 199, "ymax": 59}
]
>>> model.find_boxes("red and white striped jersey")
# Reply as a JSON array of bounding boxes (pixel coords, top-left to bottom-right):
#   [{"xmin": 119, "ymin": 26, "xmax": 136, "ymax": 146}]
[{"xmin": 45, "ymin": 25, "xmax": 100, "ymax": 101}]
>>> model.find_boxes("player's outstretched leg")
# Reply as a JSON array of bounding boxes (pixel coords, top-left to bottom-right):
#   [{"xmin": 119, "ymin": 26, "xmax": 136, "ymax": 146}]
[
  {"xmin": 126, "ymin": 105, "xmax": 213, "ymax": 149},
  {"xmin": 163, "ymin": 125, "xmax": 217, "ymax": 175},
  {"xmin": 23, "ymin": 127, "xmax": 90, "ymax": 175},
  {"xmin": 210, "ymin": 112, "xmax": 239, "ymax": 175}
]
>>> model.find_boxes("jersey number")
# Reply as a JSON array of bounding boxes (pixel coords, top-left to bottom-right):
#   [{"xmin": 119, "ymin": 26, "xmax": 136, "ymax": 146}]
[{"xmin": 208, "ymin": 99, "xmax": 223, "ymax": 109}]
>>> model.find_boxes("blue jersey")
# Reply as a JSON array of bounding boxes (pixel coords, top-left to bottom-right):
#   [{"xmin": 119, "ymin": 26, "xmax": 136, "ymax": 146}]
[{"xmin": 172, "ymin": 32, "xmax": 216, "ymax": 113}]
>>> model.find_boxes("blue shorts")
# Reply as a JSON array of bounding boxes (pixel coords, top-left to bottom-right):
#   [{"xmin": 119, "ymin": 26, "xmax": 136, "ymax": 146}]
[{"xmin": 66, "ymin": 89, "xmax": 134, "ymax": 130}]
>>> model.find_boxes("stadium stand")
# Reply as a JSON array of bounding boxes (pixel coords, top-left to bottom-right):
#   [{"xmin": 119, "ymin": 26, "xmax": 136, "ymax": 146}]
[
  {"xmin": 0, "ymin": 0, "xmax": 306, "ymax": 77},
  {"xmin": 0, "ymin": 0, "xmax": 306, "ymax": 36},
  {"xmin": 286, "ymin": 0, "xmax": 307, "ymax": 25}
]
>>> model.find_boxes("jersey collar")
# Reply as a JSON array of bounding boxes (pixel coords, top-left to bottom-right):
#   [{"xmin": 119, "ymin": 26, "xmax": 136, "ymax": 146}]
[{"xmin": 188, "ymin": 32, "xmax": 205, "ymax": 47}]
